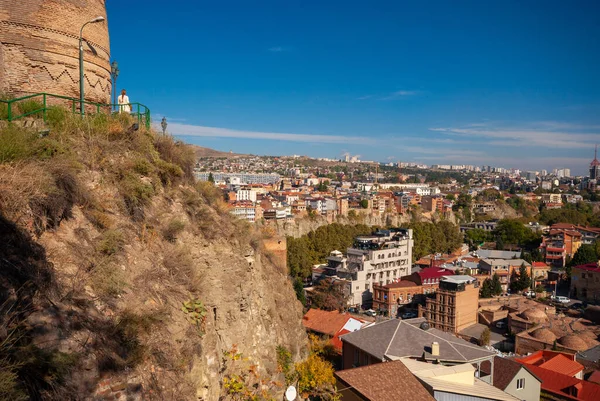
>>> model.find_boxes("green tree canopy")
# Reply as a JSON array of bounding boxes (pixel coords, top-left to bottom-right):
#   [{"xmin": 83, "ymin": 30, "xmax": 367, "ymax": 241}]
[{"xmin": 570, "ymin": 244, "xmax": 598, "ymax": 267}]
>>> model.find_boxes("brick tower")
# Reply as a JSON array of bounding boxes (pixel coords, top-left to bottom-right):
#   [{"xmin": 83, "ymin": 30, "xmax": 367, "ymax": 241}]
[{"xmin": 0, "ymin": 0, "xmax": 111, "ymax": 103}]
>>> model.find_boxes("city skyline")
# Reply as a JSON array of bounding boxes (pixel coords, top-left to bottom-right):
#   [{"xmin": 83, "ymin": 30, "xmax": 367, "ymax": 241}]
[{"xmin": 107, "ymin": 1, "xmax": 600, "ymax": 175}]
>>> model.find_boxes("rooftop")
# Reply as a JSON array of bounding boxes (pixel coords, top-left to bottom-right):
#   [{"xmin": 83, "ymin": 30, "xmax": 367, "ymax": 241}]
[
  {"xmin": 335, "ymin": 360, "xmax": 435, "ymax": 401},
  {"xmin": 302, "ymin": 309, "xmax": 364, "ymax": 337},
  {"xmin": 492, "ymin": 356, "xmax": 540, "ymax": 392},
  {"xmin": 573, "ymin": 263, "xmax": 600, "ymax": 274},
  {"xmin": 341, "ymin": 318, "xmax": 495, "ymax": 363},
  {"xmin": 401, "ymin": 359, "xmax": 519, "ymax": 401}
]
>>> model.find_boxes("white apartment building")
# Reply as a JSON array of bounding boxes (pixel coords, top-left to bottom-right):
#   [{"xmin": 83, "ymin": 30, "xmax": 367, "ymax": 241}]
[
  {"xmin": 236, "ymin": 189, "xmax": 257, "ymax": 203},
  {"xmin": 316, "ymin": 229, "xmax": 414, "ymax": 307}
]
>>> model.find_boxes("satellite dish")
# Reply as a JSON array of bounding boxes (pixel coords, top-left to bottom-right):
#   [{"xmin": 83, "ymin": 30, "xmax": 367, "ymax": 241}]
[{"xmin": 285, "ymin": 385, "xmax": 297, "ymax": 401}]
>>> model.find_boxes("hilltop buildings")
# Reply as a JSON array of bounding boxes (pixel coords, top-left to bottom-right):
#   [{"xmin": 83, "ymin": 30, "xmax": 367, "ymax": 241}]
[{"xmin": 313, "ymin": 229, "xmax": 413, "ymax": 307}]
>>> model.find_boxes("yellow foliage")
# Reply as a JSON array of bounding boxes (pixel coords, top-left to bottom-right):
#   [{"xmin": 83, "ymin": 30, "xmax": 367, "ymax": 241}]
[{"xmin": 294, "ymin": 353, "xmax": 337, "ymax": 399}]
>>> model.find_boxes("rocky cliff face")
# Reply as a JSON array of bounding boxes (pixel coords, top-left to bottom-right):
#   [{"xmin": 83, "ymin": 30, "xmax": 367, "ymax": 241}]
[
  {"xmin": 0, "ymin": 117, "xmax": 306, "ymax": 400},
  {"xmin": 271, "ymin": 210, "xmax": 457, "ymax": 238}
]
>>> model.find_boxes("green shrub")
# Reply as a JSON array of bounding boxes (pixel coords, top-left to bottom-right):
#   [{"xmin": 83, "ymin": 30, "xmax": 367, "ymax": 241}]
[
  {"xmin": 32, "ymin": 138, "xmax": 67, "ymax": 159},
  {"xmin": 16, "ymin": 99, "xmax": 44, "ymax": 117},
  {"xmin": 161, "ymin": 219, "xmax": 186, "ymax": 242},
  {"xmin": 156, "ymin": 159, "xmax": 184, "ymax": 185},
  {"xmin": 119, "ymin": 173, "xmax": 154, "ymax": 207},
  {"xmin": 97, "ymin": 229, "xmax": 125, "ymax": 255},
  {"xmin": 154, "ymin": 134, "xmax": 196, "ymax": 178},
  {"xmin": 45, "ymin": 106, "xmax": 68, "ymax": 128},
  {"xmin": 133, "ymin": 158, "xmax": 153, "ymax": 176},
  {"xmin": 90, "ymin": 258, "xmax": 126, "ymax": 296},
  {"xmin": 0, "ymin": 125, "xmax": 38, "ymax": 162}
]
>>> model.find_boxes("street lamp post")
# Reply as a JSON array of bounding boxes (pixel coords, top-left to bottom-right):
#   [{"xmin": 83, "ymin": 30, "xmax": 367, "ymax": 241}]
[
  {"xmin": 161, "ymin": 117, "xmax": 168, "ymax": 135},
  {"xmin": 111, "ymin": 61, "xmax": 120, "ymax": 112},
  {"xmin": 79, "ymin": 16, "xmax": 105, "ymax": 116}
]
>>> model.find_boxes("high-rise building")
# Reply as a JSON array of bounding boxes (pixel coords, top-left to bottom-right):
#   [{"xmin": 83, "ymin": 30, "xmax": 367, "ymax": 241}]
[{"xmin": 590, "ymin": 145, "xmax": 600, "ymax": 180}]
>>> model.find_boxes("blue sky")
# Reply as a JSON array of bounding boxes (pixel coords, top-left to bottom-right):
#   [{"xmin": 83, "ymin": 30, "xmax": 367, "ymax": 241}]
[{"xmin": 106, "ymin": 0, "xmax": 600, "ymax": 175}]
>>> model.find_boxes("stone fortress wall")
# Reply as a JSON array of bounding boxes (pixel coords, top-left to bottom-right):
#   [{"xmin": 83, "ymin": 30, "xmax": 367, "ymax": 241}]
[{"xmin": 0, "ymin": 0, "xmax": 111, "ymax": 104}]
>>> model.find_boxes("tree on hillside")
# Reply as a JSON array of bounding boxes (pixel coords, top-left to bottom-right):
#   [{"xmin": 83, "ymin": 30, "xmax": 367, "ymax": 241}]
[
  {"xmin": 359, "ymin": 199, "xmax": 369, "ymax": 209},
  {"xmin": 570, "ymin": 244, "xmax": 598, "ymax": 267},
  {"xmin": 491, "ymin": 273, "xmax": 503, "ymax": 296},
  {"xmin": 207, "ymin": 172, "xmax": 214, "ymax": 183},
  {"xmin": 480, "ymin": 279, "xmax": 493, "ymax": 298},
  {"xmin": 465, "ymin": 228, "xmax": 490, "ymax": 248},
  {"xmin": 293, "ymin": 277, "xmax": 306, "ymax": 306},
  {"xmin": 310, "ymin": 279, "xmax": 350, "ymax": 311},
  {"xmin": 479, "ymin": 328, "xmax": 491, "ymax": 346},
  {"xmin": 510, "ymin": 263, "xmax": 531, "ymax": 292}
]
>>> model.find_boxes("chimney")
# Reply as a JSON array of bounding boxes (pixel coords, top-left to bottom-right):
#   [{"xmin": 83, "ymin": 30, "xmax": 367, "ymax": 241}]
[{"xmin": 431, "ymin": 342, "xmax": 440, "ymax": 356}]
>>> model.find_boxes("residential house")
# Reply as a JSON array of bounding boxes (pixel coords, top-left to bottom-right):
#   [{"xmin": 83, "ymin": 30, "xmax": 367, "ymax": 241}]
[
  {"xmin": 531, "ymin": 261, "xmax": 550, "ymax": 287},
  {"xmin": 340, "ymin": 317, "xmax": 496, "ymax": 382},
  {"xmin": 540, "ymin": 228, "xmax": 582, "ymax": 268},
  {"xmin": 335, "ymin": 360, "xmax": 436, "ymax": 401},
  {"xmin": 372, "ymin": 280, "xmax": 423, "ymax": 317},
  {"xmin": 401, "ymin": 358, "xmax": 519, "ymax": 401},
  {"xmin": 492, "ymin": 356, "xmax": 541, "ymax": 401},
  {"xmin": 571, "ymin": 262, "xmax": 600, "ymax": 303},
  {"xmin": 515, "ymin": 351, "xmax": 600, "ymax": 401},
  {"xmin": 478, "ymin": 259, "xmax": 531, "ymax": 292},
  {"xmin": 422, "ymin": 275, "xmax": 479, "ymax": 333},
  {"xmin": 302, "ymin": 309, "xmax": 366, "ymax": 352}
]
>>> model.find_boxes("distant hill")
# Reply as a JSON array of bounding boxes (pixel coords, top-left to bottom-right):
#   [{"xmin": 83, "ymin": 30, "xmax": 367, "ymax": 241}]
[{"xmin": 190, "ymin": 145, "xmax": 246, "ymax": 158}]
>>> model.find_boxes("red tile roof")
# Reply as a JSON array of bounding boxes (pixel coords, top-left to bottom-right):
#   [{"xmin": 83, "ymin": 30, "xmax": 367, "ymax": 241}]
[
  {"xmin": 302, "ymin": 309, "xmax": 361, "ymax": 337},
  {"xmin": 517, "ymin": 363, "xmax": 600, "ymax": 401},
  {"xmin": 331, "ymin": 328, "xmax": 350, "ymax": 351},
  {"xmin": 588, "ymin": 370, "xmax": 600, "ymax": 385},
  {"xmin": 417, "ymin": 267, "xmax": 455, "ymax": 280},
  {"xmin": 538, "ymin": 354, "xmax": 584, "ymax": 377},
  {"xmin": 517, "ymin": 350, "xmax": 576, "ymax": 366},
  {"xmin": 383, "ymin": 280, "xmax": 422, "ymax": 289},
  {"xmin": 574, "ymin": 263, "xmax": 600, "ymax": 273},
  {"xmin": 532, "ymin": 262, "xmax": 550, "ymax": 268}
]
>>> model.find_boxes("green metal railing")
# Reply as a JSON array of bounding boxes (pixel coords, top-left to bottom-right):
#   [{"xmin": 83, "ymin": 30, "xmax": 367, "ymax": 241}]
[{"xmin": 0, "ymin": 92, "xmax": 151, "ymax": 129}]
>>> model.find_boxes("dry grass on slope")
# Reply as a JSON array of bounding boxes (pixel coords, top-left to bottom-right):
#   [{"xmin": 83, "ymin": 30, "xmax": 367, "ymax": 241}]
[{"xmin": 0, "ymin": 110, "xmax": 265, "ymax": 400}]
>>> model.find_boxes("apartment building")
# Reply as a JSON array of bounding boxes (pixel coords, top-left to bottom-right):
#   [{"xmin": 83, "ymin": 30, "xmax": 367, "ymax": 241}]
[
  {"xmin": 540, "ymin": 228, "xmax": 582, "ymax": 267},
  {"xmin": 229, "ymin": 201, "xmax": 262, "ymax": 222},
  {"xmin": 571, "ymin": 263, "xmax": 600, "ymax": 303},
  {"xmin": 314, "ymin": 229, "xmax": 414, "ymax": 307},
  {"xmin": 421, "ymin": 195, "xmax": 444, "ymax": 213},
  {"xmin": 423, "ymin": 275, "xmax": 479, "ymax": 333}
]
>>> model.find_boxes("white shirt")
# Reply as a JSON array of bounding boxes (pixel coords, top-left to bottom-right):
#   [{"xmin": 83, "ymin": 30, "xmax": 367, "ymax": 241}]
[{"xmin": 118, "ymin": 94, "xmax": 131, "ymax": 113}]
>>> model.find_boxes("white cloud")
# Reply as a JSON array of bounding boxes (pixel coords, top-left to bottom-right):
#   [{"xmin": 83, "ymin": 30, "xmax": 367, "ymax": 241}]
[
  {"xmin": 381, "ymin": 90, "xmax": 420, "ymax": 100},
  {"xmin": 430, "ymin": 123, "xmax": 600, "ymax": 149},
  {"xmin": 166, "ymin": 122, "xmax": 376, "ymax": 145}
]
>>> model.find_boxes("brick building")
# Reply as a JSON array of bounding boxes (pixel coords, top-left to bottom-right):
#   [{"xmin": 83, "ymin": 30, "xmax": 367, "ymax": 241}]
[
  {"xmin": 540, "ymin": 228, "xmax": 582, "ymax": 268},
  {"xmin": 422, "ymin": 275, "xmax": 479, "ymax": 333},
  {"xmin": 0, "ymin": 0, "xmax": 112, "ymax": 103},
  {"xmin": 372, "ymin": 280, "xmax": 423, "ymax": 317},
  {"xmin": 571, "ymin": 263, "xmax": 600, "ymax": 303}
]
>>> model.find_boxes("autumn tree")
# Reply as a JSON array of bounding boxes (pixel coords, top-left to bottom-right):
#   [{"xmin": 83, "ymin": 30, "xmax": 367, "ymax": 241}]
[
  {"xmin": 310, "ymin": 279, "xmax": 349, "ymax": 311},
  {"xmin": 479, "ymin": 328, "xmax": 491, "ymax": 346}
]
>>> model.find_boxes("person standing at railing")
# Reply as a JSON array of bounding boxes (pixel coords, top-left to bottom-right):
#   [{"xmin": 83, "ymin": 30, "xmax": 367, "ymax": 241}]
[{"xmin": 118, "ymin": 89, "xmax": 131, "ymax": 114}]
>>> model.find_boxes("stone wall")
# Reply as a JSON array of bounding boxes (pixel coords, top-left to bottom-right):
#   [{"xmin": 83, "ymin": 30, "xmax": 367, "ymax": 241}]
[{"xmin": 0, "ymin": 0, "xmax": 111, "ymax": 103}]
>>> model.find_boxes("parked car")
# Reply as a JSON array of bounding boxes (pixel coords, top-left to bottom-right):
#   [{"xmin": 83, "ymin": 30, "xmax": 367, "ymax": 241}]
[
  {"xmin": 347, "ymin": 307, "xmax": 359, "ymax": 314},
  {"xmin": 552, "ymin": 296, "xmax": 570, "ymax": 304},
  {"xmin": 401, "ymin": 311, "xmax": 417, "ymax": 319},
  {"xmin": 365, "ymin": 309, "xmax": 377, "ymax": 317},
  {"xmin": 524, "ymin": 290, "xmax": 535, "ymax": 298},
  {"xmin": 495, "ymin": 321, "xmax": 507, "ymax": 329}
]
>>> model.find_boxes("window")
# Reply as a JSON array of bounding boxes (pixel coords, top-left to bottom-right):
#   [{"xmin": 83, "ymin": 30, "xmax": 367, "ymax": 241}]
[{"xmin": 516, "ymin": 378, "xmax": 524, "ymax": 390}]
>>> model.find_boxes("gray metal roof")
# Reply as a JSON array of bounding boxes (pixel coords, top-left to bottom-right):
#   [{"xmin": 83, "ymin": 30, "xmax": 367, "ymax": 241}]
[{"xmin": 341, "ymin": 319, "xmax": 495, "ymax": 363}]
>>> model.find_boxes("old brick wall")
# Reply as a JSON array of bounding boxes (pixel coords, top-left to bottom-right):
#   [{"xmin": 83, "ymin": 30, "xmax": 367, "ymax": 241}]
[{"xmin": 0, "ymin": 0, "xmax": 111, "ymax": 103}]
